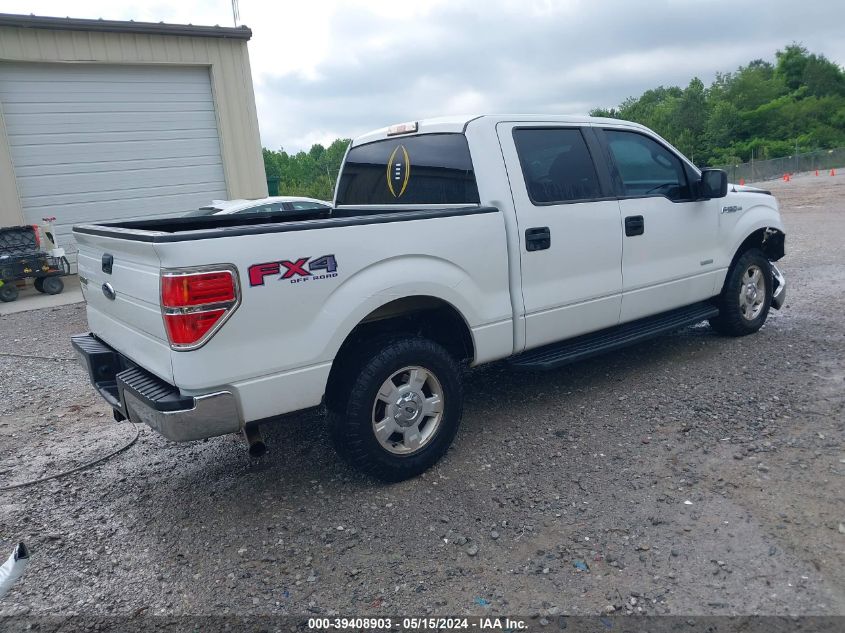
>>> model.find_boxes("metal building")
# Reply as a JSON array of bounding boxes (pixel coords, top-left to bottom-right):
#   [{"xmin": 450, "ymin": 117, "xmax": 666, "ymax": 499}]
[{"xmin": 0, "ymin": 13, "xmax": 268, "ymax": 261}]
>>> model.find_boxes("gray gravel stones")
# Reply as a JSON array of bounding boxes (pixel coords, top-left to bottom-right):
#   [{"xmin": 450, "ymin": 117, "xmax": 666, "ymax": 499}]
[{"xmin": 1, "ymin": 175, "xmax": 844, "ymax": 617}]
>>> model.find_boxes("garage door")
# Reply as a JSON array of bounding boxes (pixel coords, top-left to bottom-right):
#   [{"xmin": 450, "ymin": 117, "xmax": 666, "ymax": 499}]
[{"xmin": 0, "ymin": 62, "xmax": 228, "ymax": 261}]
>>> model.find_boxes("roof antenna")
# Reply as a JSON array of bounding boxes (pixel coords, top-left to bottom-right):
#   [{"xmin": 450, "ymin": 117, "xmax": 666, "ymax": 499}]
[{"xmin": 231, "ymin": 0, "xmax": 240, "ymax": 26}]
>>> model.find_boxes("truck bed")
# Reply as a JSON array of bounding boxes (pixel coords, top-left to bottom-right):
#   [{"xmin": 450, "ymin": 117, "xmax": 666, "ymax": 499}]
[
  {"xmin": 72, "ymin": 202, "xmax": 512, "ymax": 420},
  {"xmin": 74, "ymin": 207, "xmax": 495, "ymax": 242}
]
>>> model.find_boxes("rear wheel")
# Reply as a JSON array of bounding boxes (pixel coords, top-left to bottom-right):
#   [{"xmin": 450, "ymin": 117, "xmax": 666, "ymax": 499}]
[
  {"xmin": 41, "ymin": 276, "xmax": 64, "ymax": 295},
  {"xmin": 0, "ymin": 282, "xmax": 18, "ymax": 302},
  {"xmin": 327, "ymin": 337, "xmax": 463, "ymax": 482},
  {"xmin": 709, "ymin": 248, "xmax": 773, "ymax": 336},
  {"xmin": 34, "ymin": 277, "xmax": 45, "ymax": 293}
]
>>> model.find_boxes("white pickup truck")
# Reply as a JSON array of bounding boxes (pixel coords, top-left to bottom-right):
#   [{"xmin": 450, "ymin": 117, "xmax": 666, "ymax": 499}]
[{"xmin": 72, "ymin": 115, "xmax": 786, "ymax": 481}]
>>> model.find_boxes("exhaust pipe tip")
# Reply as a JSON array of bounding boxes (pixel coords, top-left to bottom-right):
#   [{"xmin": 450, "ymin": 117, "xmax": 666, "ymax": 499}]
[
  {"xmin": 242, "ymin": 424, "xmax": 266, "ymax": 458},
  {"xmin": 249, "ymin": 441, "xmax": 267, "ymax": 458}
]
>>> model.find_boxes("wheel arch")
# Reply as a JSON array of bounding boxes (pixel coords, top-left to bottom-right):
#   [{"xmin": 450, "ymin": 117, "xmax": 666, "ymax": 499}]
[
  {"xmin": 717, "ymin": 226, "xmax": 784, "ymax": 299},
  {"xmin": 725, "ymin": 201, "xmax": 786, "ymax": 264},
  {"xmin": 324, "ymin": 295, "xmax": 475, "ymax": 409},
  {"xmin": 729, "ymin": 226, "xmax": 785, "ymax": 268}
]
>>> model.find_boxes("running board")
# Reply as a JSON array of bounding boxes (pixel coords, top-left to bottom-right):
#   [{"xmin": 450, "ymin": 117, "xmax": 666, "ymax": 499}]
[{"xmin": 509, "ymin": 301, "xmax": 719, "ymax": 371}]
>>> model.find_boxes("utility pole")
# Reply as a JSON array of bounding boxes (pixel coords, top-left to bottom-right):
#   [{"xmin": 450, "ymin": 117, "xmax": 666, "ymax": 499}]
[{"xmin": 750, "ymin": 148, "xmax": 754, "ymax": 183}]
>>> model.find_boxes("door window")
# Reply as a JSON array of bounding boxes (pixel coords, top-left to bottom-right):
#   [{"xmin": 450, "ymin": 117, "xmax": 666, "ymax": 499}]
[
  {"xmin": 604, "ymin": 130, "xmax": 691, "ymax": 201},
  {"xmin": 513, "ymin": 128, "xmax": 602, "ymax": 204}
]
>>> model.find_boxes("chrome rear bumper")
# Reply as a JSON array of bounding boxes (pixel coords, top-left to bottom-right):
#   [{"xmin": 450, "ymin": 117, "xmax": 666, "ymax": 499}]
[
  {"xmin": 72, "ymin": 333, "xmax": 242, "ymax": 442},
  {"xmin": 122, "ymin": 389, "xmax": 241, "ymax": 442}
]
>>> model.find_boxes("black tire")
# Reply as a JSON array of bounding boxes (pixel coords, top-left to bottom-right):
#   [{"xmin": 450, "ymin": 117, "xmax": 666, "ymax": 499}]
[
  {"xmin": 709, "ymin": 248, "xmax": 773, "ymax": 336},
  {"xmin": 0, "ymin": 283, "xmax": 19, "ymax": 302},
  {"xmin": 327, "ymin": 336, "xmax": 463, "ymax": 482},
  {"xmin": 41, "ymin": 276, "xmax": 64, "ymax": 295},
  {"xmin": 34, "ymin": 277, "xmax": 46, "ymax": 293}
]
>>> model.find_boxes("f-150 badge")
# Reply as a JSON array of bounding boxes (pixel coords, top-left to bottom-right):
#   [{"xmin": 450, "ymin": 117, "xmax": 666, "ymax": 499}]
[
  {"xmin": 248, "ymin": 255, "xmax": 338, "ymax": 286},
  {"xmin": 386, "ymin": 144, "xmax": 410, "ymax": 198}
]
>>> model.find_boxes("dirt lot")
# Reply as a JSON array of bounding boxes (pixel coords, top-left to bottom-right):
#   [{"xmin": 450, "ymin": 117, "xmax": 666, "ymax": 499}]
[{"xmin": 1, "ymin": 173, "xmax": 843, "ymax": 622}]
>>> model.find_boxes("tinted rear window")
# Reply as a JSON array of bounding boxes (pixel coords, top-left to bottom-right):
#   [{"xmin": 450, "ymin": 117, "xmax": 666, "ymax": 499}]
[
  {"xmin": 513, "ymin": 128, "xmax": 601, "ymax": 203},
  {"xmin": 336, "ymin": 134, "xmax": 480, "ymax": 205}
]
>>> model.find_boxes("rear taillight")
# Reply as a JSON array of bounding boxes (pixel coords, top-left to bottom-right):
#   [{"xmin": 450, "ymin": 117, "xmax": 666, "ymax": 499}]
[
  {"xmin": 162, "ymin": 271, "xmax": 236, "ymax": 307},
  {"xmin": 160, "ymin": 266, "xmax": 239, "ymax": 350}
]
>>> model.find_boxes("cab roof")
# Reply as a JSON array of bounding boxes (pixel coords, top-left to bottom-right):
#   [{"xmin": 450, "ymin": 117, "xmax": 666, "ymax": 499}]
[{"xmin": 351, "ymin": 114, "xmax": 650, "ymax": 147}]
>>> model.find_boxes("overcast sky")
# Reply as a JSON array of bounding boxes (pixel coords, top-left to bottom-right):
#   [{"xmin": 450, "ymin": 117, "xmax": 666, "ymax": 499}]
[{"xmin": 5, "ymin": 1, "xmax": 845, "ymax": 152}]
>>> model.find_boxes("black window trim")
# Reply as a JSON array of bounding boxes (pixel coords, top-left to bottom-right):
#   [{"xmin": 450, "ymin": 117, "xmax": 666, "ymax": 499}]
[
  {"xmin": 595, "ymin": 126, "xmax": 701, "ymax": 204},
  {"xmin": 336, "ymin": 131, "xmax": 480, "ymax": 208},
  {"xmin": 510, "ymin": 125, "xmax": 616, "ymax": 207}
]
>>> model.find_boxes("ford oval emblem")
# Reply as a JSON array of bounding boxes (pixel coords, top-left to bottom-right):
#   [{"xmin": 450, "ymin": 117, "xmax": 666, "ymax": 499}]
[{"xmin": 102, "ymin": 283, "xmax": 116, "ymax": 301}]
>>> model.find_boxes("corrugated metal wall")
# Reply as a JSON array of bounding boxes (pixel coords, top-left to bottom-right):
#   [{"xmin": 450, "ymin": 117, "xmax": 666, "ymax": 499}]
[
  {"xmin": 0, "ymin": 62, "xmax": 230, "ymax": 252},
  {"xmin": 0, "ymin": 25, "xmax": 267, "ymax": 231}
]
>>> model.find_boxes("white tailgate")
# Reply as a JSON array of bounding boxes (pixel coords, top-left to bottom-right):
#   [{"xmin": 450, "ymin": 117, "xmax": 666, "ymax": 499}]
[{"xmin": 75, "ymin": 232, "xmax": 173, "ymax": 383}]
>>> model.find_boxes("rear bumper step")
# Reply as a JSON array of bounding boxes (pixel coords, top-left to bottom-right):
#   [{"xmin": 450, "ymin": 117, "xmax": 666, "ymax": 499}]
[
  {"xmin": 509, "ymin": 301, "xmax": 719, "ymax": 371},
  {"xmin": 71, "ymin": 333, "xmax": 242, "ymax": 441}
]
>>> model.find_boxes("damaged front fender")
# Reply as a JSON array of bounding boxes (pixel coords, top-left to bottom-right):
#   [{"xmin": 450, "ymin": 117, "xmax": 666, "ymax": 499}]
[
  {"xmin": 762, "ymin": 227, "xmax": 786, "ymax": 262},
  {"xmin": 771, "ymin": 262, "xmax": 786, "ymax": 310}
]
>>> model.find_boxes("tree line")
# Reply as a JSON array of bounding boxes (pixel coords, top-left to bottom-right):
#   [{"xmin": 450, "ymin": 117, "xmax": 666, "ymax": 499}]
[
  {"xmin": 262, "ymin": 43, "xmax": 845, "ymax": 199},
  {"xmin": 591, "ymin": 44, "xmax": 845, "ymax": 166},
  {"xmin": 262, "ymin": 138, "xmax": 350, "ymax": 202}
]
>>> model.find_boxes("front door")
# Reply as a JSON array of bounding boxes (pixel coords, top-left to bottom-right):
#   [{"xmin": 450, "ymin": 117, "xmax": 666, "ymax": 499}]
[
  {"xmin": 497, "ymin": 124, "xmax": 623, "ymax": 350},
  {"xmin": 598, "ymin": 128, "xmax": 720, "ymax": 323}
]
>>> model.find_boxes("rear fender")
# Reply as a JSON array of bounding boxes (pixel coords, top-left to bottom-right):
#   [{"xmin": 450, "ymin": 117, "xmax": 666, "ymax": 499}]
[{"xmin": 319, "ymin": 254, "xmax": 499, "ymax": 365}]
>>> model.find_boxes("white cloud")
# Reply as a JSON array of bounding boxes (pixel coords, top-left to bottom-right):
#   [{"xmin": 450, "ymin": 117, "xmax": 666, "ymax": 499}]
[{"xmin": 6, "ymin": 0, "xmax": 845, "ymax": 151}]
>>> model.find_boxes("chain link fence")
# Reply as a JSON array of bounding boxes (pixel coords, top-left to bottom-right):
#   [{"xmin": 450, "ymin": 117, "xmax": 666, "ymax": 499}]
[{"xmin": 714, "ymin": 148, "xmax": 844, "ymax": 183}]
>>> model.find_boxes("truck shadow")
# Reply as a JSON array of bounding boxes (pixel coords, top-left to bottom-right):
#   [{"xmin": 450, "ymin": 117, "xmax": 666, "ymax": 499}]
[
  {"xmin": 124, "ymin": 322, "xmax": 728, "ymax": 516},
  {"xmin": 50, "ymin": 317, "xmax": 798, "ymax": 611}
]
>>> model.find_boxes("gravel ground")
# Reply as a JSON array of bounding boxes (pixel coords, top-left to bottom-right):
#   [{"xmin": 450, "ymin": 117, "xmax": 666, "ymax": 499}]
[{"xmin": 1, "ymin": 173, "xmax": 843, "ymax": 621}]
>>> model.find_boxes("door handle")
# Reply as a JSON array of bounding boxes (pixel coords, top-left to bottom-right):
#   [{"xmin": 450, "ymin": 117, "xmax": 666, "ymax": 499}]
[
  {"xmin": 525, "ymin": 227, "xmax": 551, "ymax": 251},
  {"xmin": 624, "ymin": 215, "xmax": 645, "ymax": 237}
]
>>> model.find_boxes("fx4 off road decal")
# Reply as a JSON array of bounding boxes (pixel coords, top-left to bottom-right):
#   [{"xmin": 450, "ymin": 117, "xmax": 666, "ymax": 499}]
[{"xmin": 248, "ymin": 255, "xmax": 338, "ymax": 286}]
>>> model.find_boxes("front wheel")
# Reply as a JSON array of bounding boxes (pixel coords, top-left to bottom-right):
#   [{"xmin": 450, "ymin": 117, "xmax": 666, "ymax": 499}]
[
  {"xmin": 709, "ymin": 248, "xmax": 773, "ymax": 336},
  {"xmin": 327, "ymin": 337, "xmax": 463, "ymax": 482},
  {"xmin": 0, "ymin": 282, "xmax": 19, "ymax": 302},
  {"xmin": 41, "ymin": 276, "xmax": 64, "ymax": 295}
]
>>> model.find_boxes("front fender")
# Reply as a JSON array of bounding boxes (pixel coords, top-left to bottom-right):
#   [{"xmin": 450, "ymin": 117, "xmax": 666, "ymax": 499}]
[{"xmin": 721, "ymin": 202, "xmax": 785, "ymax": 266}]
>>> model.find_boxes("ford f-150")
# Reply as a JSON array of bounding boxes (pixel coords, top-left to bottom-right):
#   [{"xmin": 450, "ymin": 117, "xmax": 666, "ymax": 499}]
[{"xmin": 71, "ymin": 115, "xmax": 786, "ymax": 481}]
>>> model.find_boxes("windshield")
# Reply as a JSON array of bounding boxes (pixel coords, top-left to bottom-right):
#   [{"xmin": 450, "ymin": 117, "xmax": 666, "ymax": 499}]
[
  {"xmin": 336, "ymin": 133, "xmax": 479, "ymax": 205},
  {"xmin": 184, "ymin": 207, "xmax": 222, "ymax": 217},
  {"xmin": 184, "ymin": 201, "xmax": 329, "ymax": 218}
]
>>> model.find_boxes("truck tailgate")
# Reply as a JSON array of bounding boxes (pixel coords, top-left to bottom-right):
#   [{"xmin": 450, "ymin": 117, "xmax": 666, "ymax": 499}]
[{"xmin": 75, "ymin": 231, "xmax": 173, "ymax": 383}]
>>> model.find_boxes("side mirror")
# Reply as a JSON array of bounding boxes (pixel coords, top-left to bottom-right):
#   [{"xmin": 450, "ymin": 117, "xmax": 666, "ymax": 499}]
[{"xmin": 700, "ymin": 169, "xmax": 728, "ymax": 199}]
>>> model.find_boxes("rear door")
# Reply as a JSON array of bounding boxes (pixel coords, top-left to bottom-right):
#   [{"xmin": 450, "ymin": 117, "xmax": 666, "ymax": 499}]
[
  {"xmin": 597, "ymin": 128, "xmax": 720, "ymax": 322},
  {"xmin": 497, "ymin": 124, "xmax": 623, "ymax": 350}
]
